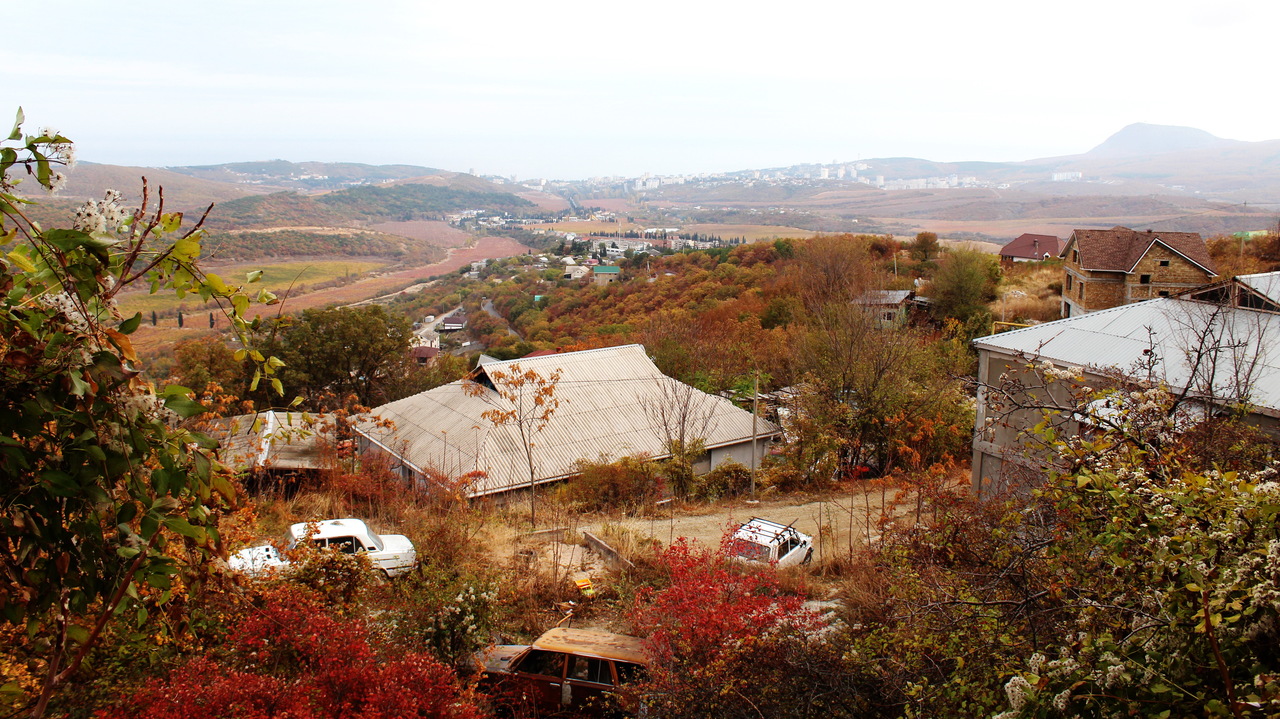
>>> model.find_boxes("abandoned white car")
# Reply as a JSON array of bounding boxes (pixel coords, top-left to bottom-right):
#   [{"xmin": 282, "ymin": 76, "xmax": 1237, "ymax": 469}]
[
  {"xmin": 228, "ymin": 518, "xmax": 417, "ymax": 578},
  {"xmin": 729, "ymin": 517, "xmax": 814, "ymax": 567}
]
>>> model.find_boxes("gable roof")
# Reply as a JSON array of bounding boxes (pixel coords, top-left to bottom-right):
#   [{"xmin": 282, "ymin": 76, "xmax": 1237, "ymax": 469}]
[
  {"xmin": 1237, "ymin": 272, "xmax": 1280, "ymax": 306},
  {"xmin": 1063, "ymin": 226, "xmax": 1216, "ymax": 276},
  {"xmin": 212, "ymin": 411, "xmax": 330, "ymax": 472},
  {"xmin": 974, "ymin": 297, "xmax": 1280, "ymax": 416},
  {"xmin": 355, "ymin": 344, "xmax": 780, "ymax": 496},
  {"xmin": 854, "ymin": 290, "xmax": 914, "ymax": 306},
  {"xmin": 1001, "ymin": 233, "xmax": 1063, "ymax": 260},
  {"xmin": 1182, "ymin": 271, "xmax": 1280, "ymax": 313}
]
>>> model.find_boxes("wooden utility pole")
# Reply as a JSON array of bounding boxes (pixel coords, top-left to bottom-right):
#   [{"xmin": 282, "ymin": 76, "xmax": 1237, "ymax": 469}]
[{"xmin": 750, "ymin": 372, "xmax": 759, "ymax": 498}]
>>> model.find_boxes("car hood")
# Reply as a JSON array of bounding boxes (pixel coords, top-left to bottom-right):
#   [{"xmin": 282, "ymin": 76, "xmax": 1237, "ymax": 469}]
[
  {"xmin": 228, "ymin": 545, "xmax": 286, "ymax": 574},
  {"xmin": 474, "ymin": 644, "xmax": 527, "ymax": 674},
  {"xmin": 380, "ymin": 533, "xmax": 415, "ymax": 556}
]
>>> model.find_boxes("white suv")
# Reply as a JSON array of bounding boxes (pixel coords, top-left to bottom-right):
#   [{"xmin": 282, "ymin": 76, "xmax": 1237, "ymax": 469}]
[
  {"xmin": 729, "ymin": 517, "xmax": 814, "ymax": 568},
  {"xmin": 229, "ymin": 518, "xmax": 417, "ymax": 578}
]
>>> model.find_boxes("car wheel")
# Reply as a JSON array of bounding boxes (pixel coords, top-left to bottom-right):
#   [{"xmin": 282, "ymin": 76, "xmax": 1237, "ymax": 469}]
[{"xmin": 802, "ymin": 548, "xmax": 813, "ymax": 565}]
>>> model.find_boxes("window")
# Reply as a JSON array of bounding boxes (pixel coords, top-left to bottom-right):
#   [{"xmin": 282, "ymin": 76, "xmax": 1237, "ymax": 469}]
[
  {"xmin": 567, "ymin": 656, "xmax": 612, "ymax": 686},
  {"xmin": 1077, "ymin": 284, "xmax": 1083, "ymax": 299},
  {"xmin": 1140, "ymin": 274, "xmax": 1151, "ymax": 284},
  {"xmin": 730, "ymin": 539, "xmax": 770, "ymax": 562},
  {"xmin": 1159, "ymin": 259, "xmax": 1170, "ymax": 267},
  {"xmin": 326, "ymin": 536, "xmax": 360, "ymax": 554},
  {"xmin": 1065, "ymin": 275, "xmax": 1072, "ymax": 291},
  {"xmin": 1072, "ymin": 250, "xmax": 1079, "ymax": 263},
  {"xmin": 779, "ymin": 538, "xmax": 797, "ymax": 558},
  {"xmin": 516, "ymin": 650, "xmax": 567, "ymax": 678},
  {"xmin": 1158, "ymin": 291, "xmax": 1170, "ymax": 297},
  {"xmin": 614, "ymin": 662, "xmax": 646, "ymax": 685}
]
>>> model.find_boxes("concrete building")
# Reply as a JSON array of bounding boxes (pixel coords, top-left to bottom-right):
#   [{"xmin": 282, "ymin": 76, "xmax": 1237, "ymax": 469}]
[
  {"xmin": 971, "ymin": 273, "xmax": 1280, "ymax": 496},
  {"xmin": 1060, "ymin": 226, "xmax": 1217, "ymax": 317},
  {"xmin": 592, "ymin": 265, "xmax": 621, "ymax": 286}
]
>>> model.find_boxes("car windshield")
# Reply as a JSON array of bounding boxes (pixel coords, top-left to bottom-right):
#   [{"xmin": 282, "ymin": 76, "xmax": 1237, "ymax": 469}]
[{"xmin": 729, "ymin": 538, "xmax": 770, "ymax": 562}]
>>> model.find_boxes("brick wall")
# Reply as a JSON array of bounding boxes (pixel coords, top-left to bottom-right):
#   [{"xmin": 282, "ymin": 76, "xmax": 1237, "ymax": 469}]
[{"xmin": 1062, "ymin": 242, "xmax": 1214, "ymax": 314}]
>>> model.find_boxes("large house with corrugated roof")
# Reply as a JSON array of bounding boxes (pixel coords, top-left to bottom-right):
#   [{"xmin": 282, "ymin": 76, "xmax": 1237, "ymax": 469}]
[
  {"xmin": 1060, "ymin": 226, "xmax": 1217, "ymax": 317},
  {"xmin": 353, "ymin": 344, "xmax": 779, "ymax": 497},
  {"xmin": 971, "ymin": 272, "xmax": 1280, "ymax": 496}
]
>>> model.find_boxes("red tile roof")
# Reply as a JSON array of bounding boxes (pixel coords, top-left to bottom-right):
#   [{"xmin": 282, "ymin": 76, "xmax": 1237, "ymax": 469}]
[
  {"xmin": 1066, "ymin": 226, "xmax": 1217, "ymax": 275},
  {"xmin": 1001, "ymin": 233, "xmax": 1063, "ymax": 259}
]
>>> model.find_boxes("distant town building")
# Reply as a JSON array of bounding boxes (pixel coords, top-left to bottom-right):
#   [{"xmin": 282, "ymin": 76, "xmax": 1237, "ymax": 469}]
[{"xmin": 592, "ymin": 265, "xmax": 621, "ymax": 286}]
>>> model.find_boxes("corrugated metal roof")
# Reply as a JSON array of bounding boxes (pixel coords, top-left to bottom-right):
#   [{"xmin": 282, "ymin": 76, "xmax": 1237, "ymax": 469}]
[
  {"xmin": 855, "ymin": 290, "xmax": 913, "ymax": 305},
  {"xmin": 1239, "ymin": 272, "xmax": 1280, "ymax": 305},
  {"xmin": 213, "ymin": 411, "xmax": 329, "ymax": 471},
  {"xmin": 356, "ymin": 344, "xmax": 780, "ymax": 496},
  {"xmin": 975, "ymin": 298, "xmax": 1280, "ymax": 414}
]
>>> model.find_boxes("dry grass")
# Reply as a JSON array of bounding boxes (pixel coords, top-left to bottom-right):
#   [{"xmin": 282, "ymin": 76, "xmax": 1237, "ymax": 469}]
[
  {"xmin": 527, "ymin": 220, "xmax": 644, "ymax": 235},
  {"xmin": 994, "ymin": 261, "xmax": 1064, "ymax": 323},
  {"xmin": 230, "ymin": 469, "xmax": 937, "ymax": 644},
  {"xmin": 682, "ymin": 223, "xmax": 820, "ymax": 241},
  {"xmin": 116, "ymin": 260, "xmax": 389, "ymax": 315},
  {"xmin": 368, "ymin": 220, "xmax": 472, "ymax": 247}
]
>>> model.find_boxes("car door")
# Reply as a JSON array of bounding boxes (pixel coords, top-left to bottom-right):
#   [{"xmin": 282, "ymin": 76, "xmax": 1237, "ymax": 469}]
[
  {"xmin": 508, "ymin": 649, "xmax": 568, "ymax": 712},
  {"xmin": 776, "ymin": 536, "xmax": 802, "ymax": 567},
  {"xmin": 562, "ymin": 655, "xmax": 614, "ymax": 713}
]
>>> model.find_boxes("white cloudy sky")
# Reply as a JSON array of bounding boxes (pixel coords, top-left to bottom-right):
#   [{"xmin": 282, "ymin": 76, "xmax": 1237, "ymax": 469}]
[{"xmin": 6, "ymin": 0, "xmax": 1276, "ymax": 179}]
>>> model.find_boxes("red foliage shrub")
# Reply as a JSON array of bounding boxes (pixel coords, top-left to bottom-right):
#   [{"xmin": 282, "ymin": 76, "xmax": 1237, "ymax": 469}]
[
  {"xmin": 628, "ymin": 540, "xmax": 846, "ymax": 717},
  {"xmin": 99, "ymin": 585, "xmax": 488, "ymax": 719},
  {"xmin": 631, "ymin": 540, "xmax": 819, "ymax": 667}
]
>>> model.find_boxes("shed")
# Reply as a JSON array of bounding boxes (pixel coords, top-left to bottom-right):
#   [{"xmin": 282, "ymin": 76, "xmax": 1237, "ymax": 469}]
[{"xmin": 353, "ymin": 345, "xmax": 779, "ymax": 497}]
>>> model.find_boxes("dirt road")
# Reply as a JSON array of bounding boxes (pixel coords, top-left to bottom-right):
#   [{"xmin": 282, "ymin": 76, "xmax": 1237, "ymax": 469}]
[{"xmin": 590, "ymin": 487, "xmax": 913, "ymax": 565}]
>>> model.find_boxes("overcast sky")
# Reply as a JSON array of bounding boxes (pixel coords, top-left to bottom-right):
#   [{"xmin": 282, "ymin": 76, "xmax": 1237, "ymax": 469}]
[{"xmin": 7, "ymin": 0, "xmax": 1276, "ymax": 180}]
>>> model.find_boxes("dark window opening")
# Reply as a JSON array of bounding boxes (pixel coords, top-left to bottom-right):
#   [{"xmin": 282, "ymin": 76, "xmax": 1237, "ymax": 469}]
[
  {"xmin": 517, "ymin": 650, "xmax": 567, "ymax": 678},
  {"xmin": 614, "ymin": 662, "xmax": 646, "ymax": 685},
  {"xmin": 1159, "ymin": 259, "xmax": 1170, "ymax": 267},
  {"xmin": 1158, "ymin": 291, "xmax": 1170, "ymax": 297},
  {"xmin": 568, "ymin": 657, "xmax": 612, "ymax": 686},
  {"xmin": 1140, "ymin": 274, "xmax": 1151, "ymax": 285}
]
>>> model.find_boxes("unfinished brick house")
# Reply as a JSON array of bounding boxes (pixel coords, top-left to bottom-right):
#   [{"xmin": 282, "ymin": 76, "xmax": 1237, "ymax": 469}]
[{"xmin": 1059, "ymin": 226, "xmax": 1217, "ymax": 317}]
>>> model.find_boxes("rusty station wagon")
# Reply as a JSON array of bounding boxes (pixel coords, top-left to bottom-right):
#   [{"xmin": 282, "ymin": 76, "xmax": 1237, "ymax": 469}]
[{"xmin": 476, "ymin": 627, "xmax": 649, "ymax": 716}]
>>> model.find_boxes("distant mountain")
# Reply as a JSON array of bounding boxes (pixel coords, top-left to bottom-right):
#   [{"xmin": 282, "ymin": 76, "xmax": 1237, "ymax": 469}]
[
  {"xmin": 54, "ymin": 162, "xmax": 264, "ymax": 210},
  {"xmin": 204, "ymin": 182, "xmax": 535, "ymax": 231},
  {"xmin": 722, "ymin": 124, "xmax": 1280, "ymax": 203},
  {"xmin": 1085, "ymin": 123, "xmax": 1238, "ymax": 158},
  {"xmin": 165, "ymin": 160, "xmax": 448, "ymax": 192}
]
